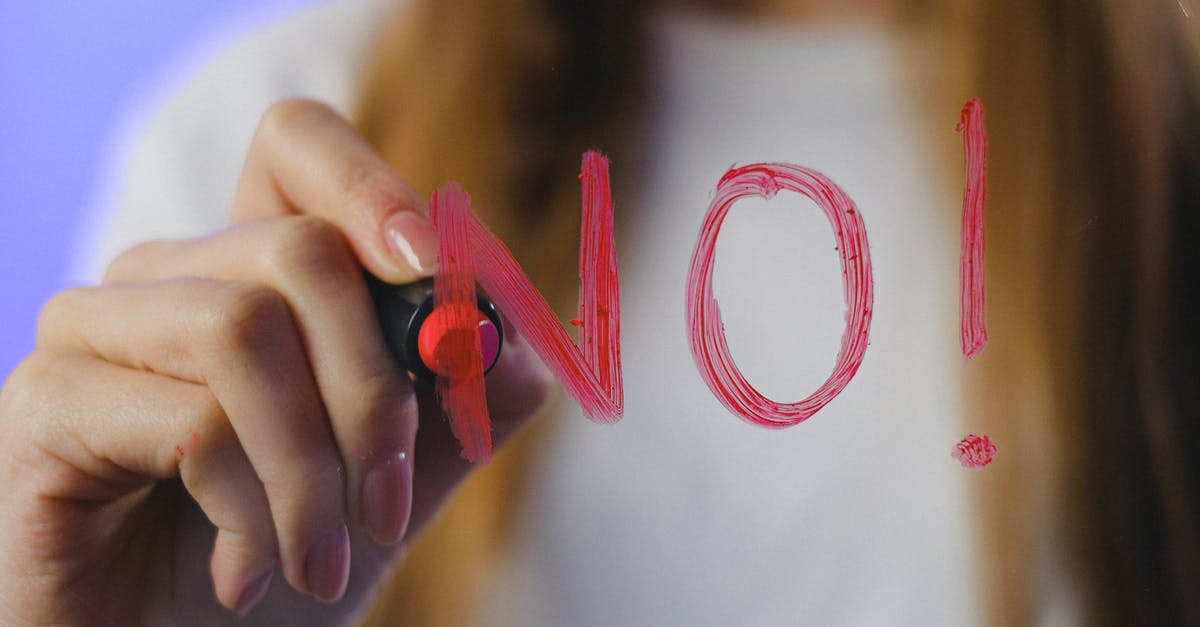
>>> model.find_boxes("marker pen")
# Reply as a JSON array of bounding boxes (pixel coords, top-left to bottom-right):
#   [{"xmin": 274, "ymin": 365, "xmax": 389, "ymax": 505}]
[{"xmin": 368, "ymin": 276, "xmax": 504, "ymax": 384}]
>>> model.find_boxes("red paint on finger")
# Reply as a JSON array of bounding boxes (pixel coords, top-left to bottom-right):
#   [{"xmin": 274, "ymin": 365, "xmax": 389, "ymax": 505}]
[
  {"xmin": 957, "ymin": 98, "xmax": 988, "ymax": 360},
  {"xmin": 175, "ymin": 432, "xmax": 201, "ymax": 460},
  {"xmin": 685, "ymin": 163, "xmax": 874, "ymax": 427},
  {"xmin": 430, "ymin": 184, "xmax": 492, "ymax": 463},
  {"xmin": 952, "ymin": 433, "xmax": 996, "ymax": 468}
]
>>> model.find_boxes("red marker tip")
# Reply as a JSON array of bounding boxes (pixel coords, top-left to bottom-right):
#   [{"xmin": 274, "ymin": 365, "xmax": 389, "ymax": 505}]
[{"xmin": 417, "ymin": 303, "xmax": 501, "ymax": 378}]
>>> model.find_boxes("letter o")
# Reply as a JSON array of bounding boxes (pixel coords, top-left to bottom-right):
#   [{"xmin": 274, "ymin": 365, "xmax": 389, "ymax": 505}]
[{"xmin": 685, "ymin": 163, "xmax": 874, "ymax": 427}]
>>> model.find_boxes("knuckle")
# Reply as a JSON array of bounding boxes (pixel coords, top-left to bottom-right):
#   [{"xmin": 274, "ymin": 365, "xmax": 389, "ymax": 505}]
[
  {"xmin": 177, "ymin": 403, "xmax": 236, "ymax": 477},
  {"xmin": 262, "ymin": 216, "xmax": 356, "ymax": 283},
  {"xmin": 103, "ymin": 240, "xmax": 166, "ymax": 283},
  {"xmin": 360, "ymin": 365, "xmax": 413, "ymax": 410},
  {"xmin": 186, "ymin": 394, "xmax": 229, "ymax": 450},
  {"xmin": 255, "ymin": 450, "xmax": 345, "ymax": 534},
  {"xmin": 336, "ymin": 162, "xmax": 384, "ymax": 201},
  {"xmin": 0, "ymin": 354, "xmax": 54, "ymax": 421},
  {"xmin": 204, "ymin": 284, "xmax": 294, "ymax": 353},
  {"xmin": 259, "ymin": 99, "xmax": 337, "ymax": 142},
  {"xmin": 34, "ymin": 288, "xmax": 87, "ymax": 348},
  {"xmin": 355, "ymin": 368, "xmax": 417, "ymax": 442},
  {"xmin": 0, "ymin": 356, "xmax": 82, "ymax": 485},
  {"xmin": 339, "ymin": 164, "xmax": 414, "ymax": 219}
]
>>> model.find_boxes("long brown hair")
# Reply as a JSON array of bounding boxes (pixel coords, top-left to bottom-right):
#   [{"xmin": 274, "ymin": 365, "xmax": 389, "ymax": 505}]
[
  {"xmin": 967, "ymin": 2, "xmax": 1200, "ymax": 624},
  {"xmin": 352, "ymin": 1, "xmax": 1200, "ymax": 624}
]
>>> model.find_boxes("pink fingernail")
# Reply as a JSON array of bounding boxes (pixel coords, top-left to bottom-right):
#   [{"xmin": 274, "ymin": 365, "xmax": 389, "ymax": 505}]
[
  {"xmin": 305, "ymin": 524, "xmax": 350, "ymax": 602},
  {"xmin": 360, "ymin": 451, "xmax": 413, "ymax": 545},
  {"xmin": 235, "ymin": 570, "xmax": 273, "ymax": 616},
  {"xmin": 384, "ymin": 211, "xmax": 438, "ymax": 277}
]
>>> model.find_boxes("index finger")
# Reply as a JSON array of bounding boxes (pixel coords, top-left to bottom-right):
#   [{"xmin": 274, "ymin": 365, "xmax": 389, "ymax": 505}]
[{"xmin": 230, "ymin": 99, "xmax": 437, "ymax": 284}]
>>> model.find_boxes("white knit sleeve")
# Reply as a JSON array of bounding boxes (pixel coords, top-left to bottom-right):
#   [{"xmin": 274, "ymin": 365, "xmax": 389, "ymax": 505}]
[{"xmin": 72, "ymin": 0, "xmax": 394, "ymax": 282}]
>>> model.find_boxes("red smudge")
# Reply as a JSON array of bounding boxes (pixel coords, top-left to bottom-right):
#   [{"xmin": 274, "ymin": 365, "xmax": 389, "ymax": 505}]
[
  {"xmin": 569, "ymin": 318, "xmax": 584, "ymax": 327},
  {"xmin": 957, "ymin": 98, "xmax": 988, "ymax": 360},
  {"xmin": 430, "ymin": 183, "xmax": 491, "ymax": 463},
  {"xmin": 466, "ymin": 150, "xmax": 623, "ymax": 423},
  {"xmin": 176, "ymin": 432, "xmax": 201, "ymax": 460},
  {"xmin": 952, "ymin": 433, "xmax": 996, "ymax": 468},
  {"xmin": 686, "ymin": 163, "xmax": 874, "ymax": 428}
]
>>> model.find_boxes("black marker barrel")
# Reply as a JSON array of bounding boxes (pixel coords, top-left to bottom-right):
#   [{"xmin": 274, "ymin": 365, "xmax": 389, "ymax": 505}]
[{"xmin": 367, "ymin": 275, "xmax": 504, "ymax": 384}]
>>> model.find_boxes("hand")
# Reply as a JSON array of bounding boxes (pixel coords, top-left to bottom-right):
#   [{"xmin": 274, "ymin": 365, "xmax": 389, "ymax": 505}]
[{"xmin": 0, "ymin": 100, "xmax": 553, "ymax": 625}]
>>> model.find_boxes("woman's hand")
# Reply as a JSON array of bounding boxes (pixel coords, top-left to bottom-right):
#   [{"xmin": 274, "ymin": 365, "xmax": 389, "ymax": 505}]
[{"xmin": 0, "ymin": 100, "xmax": 553, "ymax": 625}]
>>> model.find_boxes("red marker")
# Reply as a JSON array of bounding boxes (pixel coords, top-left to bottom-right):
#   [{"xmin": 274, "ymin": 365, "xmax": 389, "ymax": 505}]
[{"xmin": 368, "ymin": 276, "xmax": 503, "ymax": 383}]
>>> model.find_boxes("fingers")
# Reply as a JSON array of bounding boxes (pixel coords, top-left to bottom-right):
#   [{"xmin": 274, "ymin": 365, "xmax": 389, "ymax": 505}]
[
  {"xmin": 231, "ymin": 99, "xmax": 438, "ymax": 284},
  {"xmin": 102, "ymin": 98, "xmax": 437, "ymax": 548},
  {"xmin": 4, "ymin": 351, "xmax": 276, "ymax": 615},
  {"xmin": 39, "ymin": 281, "xmax": 351, "ymax": 603},
  {"xmin": 74, "ymin": 99, "xmax": 554, "ymax": 614},
  {"xmin": 106, "ymin": 217, "xmax": 419, "ymax": 547}
]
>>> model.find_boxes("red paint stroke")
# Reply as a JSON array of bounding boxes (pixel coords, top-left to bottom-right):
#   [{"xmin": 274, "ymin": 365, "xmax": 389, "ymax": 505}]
[
  {"xmin": 957, "ymin": 98, "xmax": 988, "ymax": 360},
  {"xmin": 464, "ymin": 150, "xmax": 623, "ymax": 423},
  {"xmin": 426, "ymin": 151, "xmax": 622, "ymax": 461},
  {"xmin": 430, "ymin": 183, "xmax": 491, "ymax": 463},
  {"xmin": 686, "ymin": 163, "xmax": 874, "ymax": 428},
  {"xmin": 952, "ymin": 433, "xmax": 996, "ymax": 468}
]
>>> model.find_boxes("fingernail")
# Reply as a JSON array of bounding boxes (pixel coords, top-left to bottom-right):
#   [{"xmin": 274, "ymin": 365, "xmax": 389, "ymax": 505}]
[
  {"xmin": 360, "ymin": 452, "xmax": 413, "ymax": 545},
  {"xmin": 383, "ymin": 211, "xmax": 438, "ymax": 277},
  {"xmin": 305, "ymin": 524, "xmax": 350, "ymax": 602},
  {"xmin": 235, "ymin": 570, "xmax": 273, "ymax": 616}
]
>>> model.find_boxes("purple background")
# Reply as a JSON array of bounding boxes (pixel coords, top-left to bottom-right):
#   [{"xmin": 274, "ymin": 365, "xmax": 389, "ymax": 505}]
[{"xmin": 0, "ymin": 1, "xmax": 319, "ymax": 378}]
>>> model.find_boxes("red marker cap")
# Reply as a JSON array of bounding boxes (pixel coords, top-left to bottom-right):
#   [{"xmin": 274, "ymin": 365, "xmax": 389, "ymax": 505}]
[{"xmin": 417, "ymin": 302, "xmax": 502, "ymax": 378}]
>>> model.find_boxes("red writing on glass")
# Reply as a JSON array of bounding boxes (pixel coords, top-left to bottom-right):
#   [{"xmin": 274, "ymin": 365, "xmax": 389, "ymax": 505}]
[
  {"xmin": 952, "ymin": 433, "xmax": 996, "ymax": 468},
  {"xmin": 429, "ymin": 183, "xmax": 492, "ymax": 462},
  {"xmin": 685, "ymin": 163, "xmax": 874, "ymax": 428},
  {"xmin": 955, "ymin": 98, "xmax": 994, "ymax": 468},
  {"xmin": 957, "ymin": 97, "xmax": 988, "ymax": 360},
  {"xmin": 426, "ymin": 98, "xmax": 992, "ymax": 459},
  {"xmin": 429, "ymin": 151, "xmax": 623, "ymax": 460}
]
